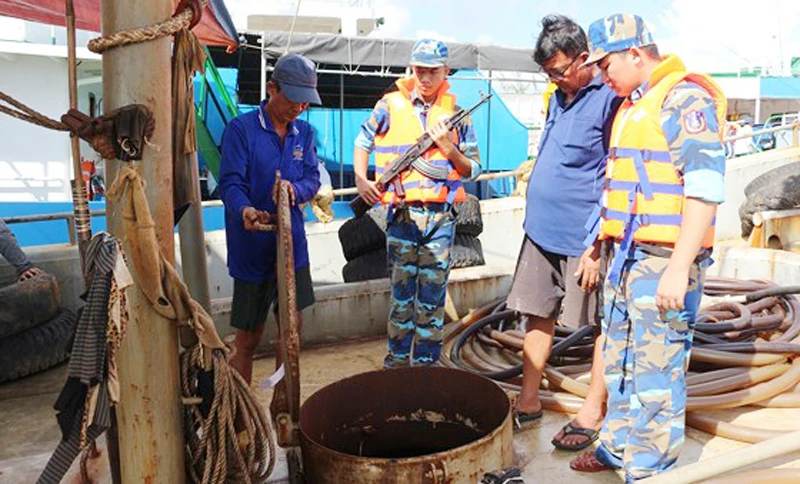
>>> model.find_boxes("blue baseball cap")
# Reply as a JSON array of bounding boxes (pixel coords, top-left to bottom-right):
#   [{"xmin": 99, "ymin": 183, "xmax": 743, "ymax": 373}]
[
  {"xmin": 410, "ymin": 39, "xmax": 449, "ymax": 67},
  {"xmin": 583, "ymin": 13, "xmax": 655, "ymax": 66},
  {"xmin": 271, "ymin": 54, "xmax": 322, "ymax": 104}
]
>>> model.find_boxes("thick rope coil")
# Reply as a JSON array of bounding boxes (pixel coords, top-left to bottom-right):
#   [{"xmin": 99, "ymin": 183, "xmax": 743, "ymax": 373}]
[{"xmin": 181, "ymin": 345, "xmax": 275, "ymax": 484}]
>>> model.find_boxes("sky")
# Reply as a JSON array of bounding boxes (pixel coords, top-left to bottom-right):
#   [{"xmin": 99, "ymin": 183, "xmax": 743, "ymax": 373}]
[{"xmin": 226, "ymin": 0, "xmax": 800, "ymax": 75}]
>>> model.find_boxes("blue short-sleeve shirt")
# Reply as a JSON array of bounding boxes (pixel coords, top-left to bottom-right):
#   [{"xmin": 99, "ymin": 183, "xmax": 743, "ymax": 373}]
[{"xmin": 524, "ymin": 76, "xmax": 622, "ymax": 257}]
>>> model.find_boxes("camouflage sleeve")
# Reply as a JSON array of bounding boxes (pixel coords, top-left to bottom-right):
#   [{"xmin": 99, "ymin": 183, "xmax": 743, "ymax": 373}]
[
  {"xmin": 452, "ymin": 106, "xmax": 481, "ymax": 181},
  {"xmin": 354, "ymin": 98, "xmax": 391, "ymax": 153},
  {"xmin": 660, "ymin": 81, "xmax": 726, "ymax": 203}
]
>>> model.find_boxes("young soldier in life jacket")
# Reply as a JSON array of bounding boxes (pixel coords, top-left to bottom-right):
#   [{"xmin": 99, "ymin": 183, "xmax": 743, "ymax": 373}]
[
  {"xmin": 353, "ymin": 39, "xmax": 481, "ymax": 368},
  {"xmin": 569, "ymin": 14, "xmax": 727, "ymax": 481}
]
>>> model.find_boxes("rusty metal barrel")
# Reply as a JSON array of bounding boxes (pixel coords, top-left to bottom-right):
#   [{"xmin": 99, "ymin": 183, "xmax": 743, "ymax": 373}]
[{"xmin": 299, "ymin": 366, "xmax": 513, "ymax": 483}]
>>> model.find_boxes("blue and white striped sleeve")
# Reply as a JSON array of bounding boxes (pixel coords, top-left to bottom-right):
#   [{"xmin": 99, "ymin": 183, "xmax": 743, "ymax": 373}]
[{"xmin": 354, "ymin": 98, "xmax": 391, "ymax": 153}]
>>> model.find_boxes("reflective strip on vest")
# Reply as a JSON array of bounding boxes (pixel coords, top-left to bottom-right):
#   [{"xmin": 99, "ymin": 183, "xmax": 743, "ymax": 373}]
[
  {"xmin": 598, "ymin": 54, "xmax": 725, "ymax": 252},
  {"xmin": 372, "ymin": 77, "xmax": 467, "ymax": 205}
]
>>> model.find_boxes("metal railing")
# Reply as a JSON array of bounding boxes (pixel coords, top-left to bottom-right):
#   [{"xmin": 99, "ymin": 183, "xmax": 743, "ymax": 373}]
[
  {"xmin": 722, "ymin": 121, "xmax": 800, "ymax": 145},
  {"xmin": 3, "ymin": 209, "xmax": 107, "ymax": 246},
  {"xmin": 7, "ymin": 121, "xmax": 799, "ymax": 245},
  {"xmin": 199, "ymin": 168, "xmax": 526, "ymax": 208}
]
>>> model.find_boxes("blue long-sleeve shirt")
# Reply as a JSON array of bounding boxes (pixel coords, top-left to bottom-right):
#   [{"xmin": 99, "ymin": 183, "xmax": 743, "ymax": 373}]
[{"xmin": 219, "ymin": 101, "xmax": 320, "ymax": 283}]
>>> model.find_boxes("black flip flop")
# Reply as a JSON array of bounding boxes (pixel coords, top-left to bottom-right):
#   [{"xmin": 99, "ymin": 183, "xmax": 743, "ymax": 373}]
[
  {"xmin": 552, "ymin": 422, "xmax": 599, "ymax": 451},
  {"xmin": 513, "ymin": 409, "xmax": 543, "ymax": 429}
]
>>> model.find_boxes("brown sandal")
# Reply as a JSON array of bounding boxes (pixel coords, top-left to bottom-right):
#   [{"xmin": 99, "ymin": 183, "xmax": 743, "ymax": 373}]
[{"xmin": 570, "ymin": 451, "xmax": 614, "ymax": 473}]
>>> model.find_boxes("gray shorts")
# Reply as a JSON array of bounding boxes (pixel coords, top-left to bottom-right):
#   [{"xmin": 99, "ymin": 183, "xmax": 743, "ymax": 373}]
[
  {"xmin": 230, "ymin": 265, "xmax": 315, "ymax": 332},
  {"xmin": 506, "ymin": 236, "xmax": 599, "ymax": 328}
]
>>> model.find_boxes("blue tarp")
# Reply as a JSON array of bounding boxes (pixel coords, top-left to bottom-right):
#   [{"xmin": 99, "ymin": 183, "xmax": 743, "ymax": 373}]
[
  {"xmin": 200, "ymin": 68, "xmax": 528, "ymax": 196},
  {"xmin": 760, "ymin": 77, "xmax": 800, "ymax": 99}
]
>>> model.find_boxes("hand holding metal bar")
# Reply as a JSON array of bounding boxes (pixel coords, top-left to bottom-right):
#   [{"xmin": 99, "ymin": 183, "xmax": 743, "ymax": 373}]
[{"xmin": 349, "ymin": 93, "xmax": 492, "ymax": 218}]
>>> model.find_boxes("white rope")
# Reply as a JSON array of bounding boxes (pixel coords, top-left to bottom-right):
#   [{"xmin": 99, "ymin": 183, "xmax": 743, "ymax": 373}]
[{"xmin": 284, "ymin": 0, "xmax": 303, "ymax": 55}]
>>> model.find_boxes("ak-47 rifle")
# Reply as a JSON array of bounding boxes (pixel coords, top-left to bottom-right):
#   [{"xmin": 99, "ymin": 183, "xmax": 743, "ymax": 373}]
[{"xmin": 350, "ymin": 93, "xmax": 492, "ymax": 218}]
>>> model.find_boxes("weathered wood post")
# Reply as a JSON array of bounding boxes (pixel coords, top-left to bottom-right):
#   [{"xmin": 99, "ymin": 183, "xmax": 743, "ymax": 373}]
[{"xmin": 101, "ymin": 0, "xmax": 186, "ymax": 481}]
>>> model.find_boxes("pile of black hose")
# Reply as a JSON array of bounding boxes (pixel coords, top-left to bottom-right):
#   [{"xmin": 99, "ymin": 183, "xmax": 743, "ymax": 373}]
[{"xmin": 441, "ymin": 278, "xmax": 800, "ymax": 444}]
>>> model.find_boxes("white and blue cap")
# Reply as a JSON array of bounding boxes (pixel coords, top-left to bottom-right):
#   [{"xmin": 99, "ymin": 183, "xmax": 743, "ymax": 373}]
[
  {"xmin": 583, "ymin": 13, "xmax": 655, "ymax": 66},
  {"xmin": 410, "ymin": 39, "xmax": 450, "ymax": 67},
  {"xmin": 271, "ymin": 54, "xmax": 322, "ymax": 104}
]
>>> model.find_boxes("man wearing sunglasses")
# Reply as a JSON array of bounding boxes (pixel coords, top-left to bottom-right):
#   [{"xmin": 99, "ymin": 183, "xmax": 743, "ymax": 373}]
[{"xmin": 507, "ymin": 15, "xmax": 622, "ymax": 452}]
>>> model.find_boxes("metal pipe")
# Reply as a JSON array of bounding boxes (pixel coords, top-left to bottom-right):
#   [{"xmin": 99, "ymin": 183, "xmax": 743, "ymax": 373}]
[
  {"xmin": 65, "ymin": 0, "xmax": 91, "ymax": 269},
  {"xmin": 177, "ymin": 152, "xmax": 212, "ymax": 314},
  {"xmin": 102, "ymin": 0, "xmax": 186, "ymax": 481},
  {"xmin": 338, "ymin": 73, "xmax": 344, "ymax": 197},
  {"xmin": 199, "ymin": 168, "xmax": 528, "ymax": 207},
  {"xmin": 2, "ymin": 210, "xmax": 107, "ymax": 224},
  {"xmin": 260, "ymin": 32, "xmax": 267, "ymax": 102},
  {"xmin": 722, "ymin": 121, "xmax": 800, "ymax": 143},
  {"xmin": 484, "ymin": 70, "xmax": 492, "ymax": 200}
]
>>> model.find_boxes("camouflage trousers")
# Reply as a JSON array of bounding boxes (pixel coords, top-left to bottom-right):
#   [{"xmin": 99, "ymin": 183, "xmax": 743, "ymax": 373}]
[
  {"xmin": 594, "ymin": 248, "xmax": 708, "ymax": 482},
  {"xmin": 385, "ymin": 205, "xmax": 455, "ymax": 366}
]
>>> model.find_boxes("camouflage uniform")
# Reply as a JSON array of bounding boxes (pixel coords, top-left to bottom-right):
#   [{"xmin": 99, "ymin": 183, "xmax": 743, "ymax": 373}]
[
  {"xmin": 386, "ymin": 206, "xmax": 455, "ymax": 365},
  {"xmin": 353, "ymin": 39, "xmax": 481, "ymax": 367},
  {"xmin": 583, "ymin": 14, "xmax": 727, "ymax": 482},
  {"xmin": 595, "ymin": 247, "xmax": 708, "ymax": 480}
]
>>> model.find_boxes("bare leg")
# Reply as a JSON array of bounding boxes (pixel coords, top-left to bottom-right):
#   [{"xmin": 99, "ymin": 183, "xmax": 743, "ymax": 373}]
[
  {"xmin": 229, "ymin": 323, "xmax": 266, "ymax": 386},
  {"xmin": 516, "ymin": 315, "xmax": 555, "ymax": 414},
  {"xmin": 553, "ymin": 333, "xmax": 607, "ymax": 448}
]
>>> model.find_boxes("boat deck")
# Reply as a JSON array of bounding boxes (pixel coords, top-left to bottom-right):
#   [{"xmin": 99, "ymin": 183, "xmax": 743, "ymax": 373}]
[{"xmin": 2, "ymin": 338, "xmax": 799, "ymax": 483}]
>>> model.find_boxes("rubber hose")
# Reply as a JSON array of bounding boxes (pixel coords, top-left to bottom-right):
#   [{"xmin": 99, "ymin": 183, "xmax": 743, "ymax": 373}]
[
  {"xmin": 687, "ymin": 363, "xmax": 790, "ymax": 397},
  {"xmin": 747, "ymin": 296, "xmax": 781, "ymax": 313},
  {"xmin": 468, "ymin": 336, "xmax": 509, "ymax": 372},
  {"xmin": 685, "ymin": 367, "xmax": 749, "ymax": 386},
  {"xmin": 776, "ymin": 298, "xmax": 800, "ymax": 342},
  {"xmin": 488, "ymin": 329, "xmax": 523, "ymax": 351},
  {"xmin": 461, "ymin": 336, "xmax": 504, "ymax": 373},
  {"xmin": 695, "ymin": 302, "xmax": 751, "ymax": 332},
  {"xmin": 550, "ymin": 325, "xmax": 594, "ymax": 357},
  {"xmin": 745, "ymin": 285, "xmax": 800, "ymax": 302},
  {"xmin": 640, "ymin": 428, "xmax": 800, "ymax": 484},
  {"xmin": 449, "ymin": 310, "xmax": 522, "ymax": 380},
  {"xmin": 704, "ymin": 468, "xmax": 800, "ymax": 484},
  {"xmin": 697, "ymin": 312, "xmax": 783, "ymax": 335},
  {"xmin": 686, "ymin": 412, "xmax": 787, "ymax": 444},
  {"xmin": 442, "ymin": 298, "xmax": 507, "ymax": 344},
  {"xmin": 753, "ymin": 392, "xmax": 800, "ymax": 408},
  {"xmin": 691, "ymin": 347, "xmax": 787, "ymax": 367},
  {"xmin": 687, "ymin": 358, "xmax": 800, "ymax": 410},
  {"xmin": 693, "ymin": 332, "xmax": 729, "ymax": 345},
  {"xmin": 543, "ymin": 366, "xmax": 590, "ymax": 398},
  {"xmin": 699, "ymin": 342, "xmax": 800, "ymax": 354}
]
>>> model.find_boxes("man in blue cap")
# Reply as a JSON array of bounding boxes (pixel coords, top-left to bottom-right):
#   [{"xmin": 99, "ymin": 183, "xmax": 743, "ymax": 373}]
[
  {"xmin": 354, "ymin": 39, "xmax": 481, "ymax": 367},
  {"xmin": 569, "ymin": 14, "xmax": 726, "ymax": 481},
  {"xmin": 219, "ymin": 54, "xmax": 322, "ymax": 412}
]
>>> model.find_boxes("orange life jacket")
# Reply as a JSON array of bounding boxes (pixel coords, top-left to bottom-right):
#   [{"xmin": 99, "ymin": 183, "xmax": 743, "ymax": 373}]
[
  {"xmin": 373, "ymin": 77, "xmax": 467, "ymax": 205},
  {"xmin": 594, "ymin": 54, "xmax": 727, "ymax": 249}
]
